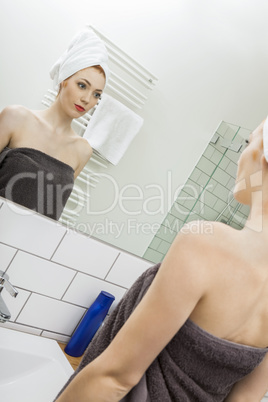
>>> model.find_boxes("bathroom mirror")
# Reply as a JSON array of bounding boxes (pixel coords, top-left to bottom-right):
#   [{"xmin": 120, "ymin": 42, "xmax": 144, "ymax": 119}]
[{"xmin": 1, "ymin": 0, "xmax": 268, "ymax": 260}]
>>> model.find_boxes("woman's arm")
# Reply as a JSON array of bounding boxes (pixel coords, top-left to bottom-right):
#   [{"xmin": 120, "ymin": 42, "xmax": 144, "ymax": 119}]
[
  {"xmin": 224, "ymin": 353, "xmax": 268, "ymax": 402},
  {"xmin": 56, "ymin": 226, "xmax": 210, "ymax": 402},
  {"xmin": 73, "ymin": 138, "xmax": 93, "ymax": 179}
]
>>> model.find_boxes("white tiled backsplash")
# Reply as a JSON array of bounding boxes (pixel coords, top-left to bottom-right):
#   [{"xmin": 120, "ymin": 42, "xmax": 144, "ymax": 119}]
[{"xmin": 0, "ymin": 198, "xmax": 151, "ymax": 342}]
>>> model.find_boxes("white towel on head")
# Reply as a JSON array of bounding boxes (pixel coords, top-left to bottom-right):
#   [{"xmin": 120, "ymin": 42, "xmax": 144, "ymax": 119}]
[
  {"xmin": 83, "ymin": 94, "xmax": 144, "ymax": 165},
  {"xmin": 49, "ymin": 27, "xmax": 109, "ymax": 90}
]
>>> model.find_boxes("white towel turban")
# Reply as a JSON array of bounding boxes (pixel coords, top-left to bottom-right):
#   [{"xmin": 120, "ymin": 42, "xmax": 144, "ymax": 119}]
[
  {"xmin": 49, "ymin": 27, "xmax": 110, "ymax": 91},
  {"xmin": 263, "ymin": 117, "xmax": 268, "ymax": 162}
]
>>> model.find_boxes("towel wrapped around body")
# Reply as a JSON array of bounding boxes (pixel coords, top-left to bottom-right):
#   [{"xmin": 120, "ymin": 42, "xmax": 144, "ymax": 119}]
[
  {"xmin": 0, "ymin": 147, "xmax": 74, "ymax": 220},
  {"xmin": 55, "ymin": 263, "xmax": 268, "ymax": 402}
]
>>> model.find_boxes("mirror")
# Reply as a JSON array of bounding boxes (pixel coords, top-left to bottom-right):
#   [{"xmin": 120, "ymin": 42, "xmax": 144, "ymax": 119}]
[
  {"xmin": 1, "ymin": 0, "xmax": 268, "ymax": 260},
  {"xmin": 144, "ymin": 120, "xmax": 251, "ymax": 262}
]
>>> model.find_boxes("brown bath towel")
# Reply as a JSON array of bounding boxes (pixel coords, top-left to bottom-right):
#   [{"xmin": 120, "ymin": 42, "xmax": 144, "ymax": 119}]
[
  {"xmin": 0, "ymin": 147, "xmax": 74, "ymax": 220},
  {"xmin": 55, "ymin": 263, "xmax": 268, "ymax": 401}
]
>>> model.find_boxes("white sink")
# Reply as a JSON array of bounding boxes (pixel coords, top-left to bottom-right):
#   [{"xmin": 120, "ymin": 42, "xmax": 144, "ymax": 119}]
[{"xmin": 0, "ymin": 327, "xmax": 74, "ymax": 402}]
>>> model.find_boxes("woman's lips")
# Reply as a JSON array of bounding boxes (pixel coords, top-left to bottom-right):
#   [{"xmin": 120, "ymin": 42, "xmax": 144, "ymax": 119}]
[{"xmin": 75, "ymin": 104, "xmax": 85, "ymax": 112}]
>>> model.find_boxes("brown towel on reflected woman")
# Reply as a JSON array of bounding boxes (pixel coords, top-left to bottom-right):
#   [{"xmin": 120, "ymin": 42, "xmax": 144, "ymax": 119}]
[
  {"xmin": 0, "ymin": 147, "xmax": 74, "ymax": 220},
  {"xmin": 54, "ymin": 263, "xmax": 268, "ymax": 401}
]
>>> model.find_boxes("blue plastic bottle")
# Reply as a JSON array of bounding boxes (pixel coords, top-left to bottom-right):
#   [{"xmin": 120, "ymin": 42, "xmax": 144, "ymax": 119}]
[{"xmin": 65, "ymin": 291, "xmax": 115, "ymax": 357}]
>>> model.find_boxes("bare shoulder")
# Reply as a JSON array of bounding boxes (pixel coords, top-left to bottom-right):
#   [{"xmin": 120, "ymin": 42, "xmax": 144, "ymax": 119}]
[
  {"xmin": 162, "ymin": 221, "xmax": 214, "ymax": 275},
  {"xmin": 74, "ymin": 137, "xmax": 93, "ymax": 163},
  {"xmin": 167, "ymin": 220, "xmax": 234, "ymax": 269},
  {"xmin": 0, "ymin": 105, "xmax": 32, "ymax": 128},
  {"xmin": 1, "ymin": 105, "xmax": 31, "ymax": 119},
  {"xmin": 180, "ymin": 220, "xmax": 234, "ymax": 240},
  {"xmin": 155, "ymin": 222, "xmax": 217, "ymax": 313},
  {"xmin": 174, "ymin": 220, "xmax": 223, "ymax": 247},
  {"xmin": 157, "ymin": 221, "xmax": 238, "ymax": 306},
  {"xmin": 0, "ymin": 105, "xmax": 33, "ymax": 148},
  {"xmin": 73, "ymin": 137, "xmax": 93, "ymax": 177}
]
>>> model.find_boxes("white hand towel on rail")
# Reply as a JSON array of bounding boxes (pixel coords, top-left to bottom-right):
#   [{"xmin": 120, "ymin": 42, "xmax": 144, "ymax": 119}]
[{"xmin": 83, "ymin": 93, "xmax": 144, "ymax": 165}]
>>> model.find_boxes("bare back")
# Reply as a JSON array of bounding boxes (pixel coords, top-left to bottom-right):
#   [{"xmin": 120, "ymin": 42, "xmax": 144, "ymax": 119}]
[{"xmin": 188, "ymin": 221, "xmax": 268, "ymax": 349}]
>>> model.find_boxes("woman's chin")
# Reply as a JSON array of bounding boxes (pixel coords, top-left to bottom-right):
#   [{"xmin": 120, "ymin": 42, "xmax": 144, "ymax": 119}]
[{"xmin": 233, "ymin": 188, "xmax": 250, "ymax": 205}]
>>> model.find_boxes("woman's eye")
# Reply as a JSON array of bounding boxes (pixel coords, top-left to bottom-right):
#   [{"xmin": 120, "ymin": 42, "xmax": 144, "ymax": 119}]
[
  {"xmin": 78, "ymin": 82, "xmax": 86, "ymax": 89},
  {"xmin": 94, "ymin": 93, "xmax": 102, "ymax": 99}
]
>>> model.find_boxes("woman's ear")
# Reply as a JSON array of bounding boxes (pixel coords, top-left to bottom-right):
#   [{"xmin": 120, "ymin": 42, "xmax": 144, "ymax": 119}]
[
  {"xmin": 261, "ymin": 154, "xmax": 268, "ymax": 170},
  {"xmin": 56, "ymin": 83, "xmax": 62, "ymax": 98}
]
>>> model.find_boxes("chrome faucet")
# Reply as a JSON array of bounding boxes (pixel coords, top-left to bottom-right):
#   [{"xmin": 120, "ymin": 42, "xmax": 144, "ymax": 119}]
[{"xmin": 0, "ymin": 270, "xmax": 18, "ymax": 323}]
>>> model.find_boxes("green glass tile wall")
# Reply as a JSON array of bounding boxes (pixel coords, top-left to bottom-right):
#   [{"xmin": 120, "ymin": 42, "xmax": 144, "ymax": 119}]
[{"xmin": 143, "ymin": 121, "xmax": 251, "ymax": 263}]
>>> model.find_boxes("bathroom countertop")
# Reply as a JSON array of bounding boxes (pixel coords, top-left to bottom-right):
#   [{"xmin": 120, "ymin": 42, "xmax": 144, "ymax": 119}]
[{"xmin": 58, "ymin": 342, "xmax": 84, "ymax": 371}]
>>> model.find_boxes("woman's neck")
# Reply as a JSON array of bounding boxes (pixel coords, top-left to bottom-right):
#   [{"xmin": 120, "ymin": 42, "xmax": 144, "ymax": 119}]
[
  {"xmin": 39, "ymin": 100, "xmax": 73, "ymax": 135},
  {"xmin": 244, "ymin": 192, "xmax": 268, "ymax": 233}
]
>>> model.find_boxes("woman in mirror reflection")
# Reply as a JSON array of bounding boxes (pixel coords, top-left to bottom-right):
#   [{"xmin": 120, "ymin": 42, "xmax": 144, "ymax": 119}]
[
  {"xmin": 0, "ymin": 28, "xmax": 109, "ymax": 220},
  {"xmin": 55, "ymin": 118, "xmax": 268, "ymax": 401}
]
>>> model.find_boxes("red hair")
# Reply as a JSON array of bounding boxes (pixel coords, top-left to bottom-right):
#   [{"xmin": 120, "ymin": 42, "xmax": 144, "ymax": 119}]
[
  {"xmin": 92, "ymin": 65, "xmax": 105, "ymax": 77},
  {"xmin": 57, "ymin": 65, "xmax": 105, "ymax": 96}
]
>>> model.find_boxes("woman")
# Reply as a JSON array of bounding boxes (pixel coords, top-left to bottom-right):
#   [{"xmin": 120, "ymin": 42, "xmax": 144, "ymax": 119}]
[
  {"xmin": 0, "ymin": 28, "xmax": 109, "ymax": 220},
  {"xmin": 55, "ymin": 118, "xmax": 268, "ymax": 401}
]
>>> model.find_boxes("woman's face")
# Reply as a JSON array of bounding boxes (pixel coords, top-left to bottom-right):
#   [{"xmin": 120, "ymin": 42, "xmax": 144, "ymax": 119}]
[
  {"xmin": 234, "ymin": 121, "xmax": 264, "ymax": 205},
  {"xmin": 59, "ymin": 67, "xmax": 106, "ymax": 118}
]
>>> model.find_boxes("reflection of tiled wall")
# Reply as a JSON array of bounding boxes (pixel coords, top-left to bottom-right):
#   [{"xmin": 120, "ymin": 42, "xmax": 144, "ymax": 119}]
[
  {"xmin": 143, "ymin": 121, "xmax": 251, "ymax": 263},
  {"xmin": 0, "ymin": 199, "xmax": 151, "ymax": 342}
]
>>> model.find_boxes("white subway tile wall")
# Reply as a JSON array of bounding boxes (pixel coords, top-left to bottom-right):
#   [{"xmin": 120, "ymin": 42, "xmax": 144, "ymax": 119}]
[
  {"xmin": 62, "ymin": 273, "xmax": 126, "ymax": 314},
  {"xmin": 0, "ymin": 320, "xmax": 42, "ymax": 336},
  {"xmin": 0, "ymin": 201, "xmax": 66, "ymax": 258},
  {"xmin": 52, "ymin": 230, "xmax": 120, "ymax": 278},
  {"xmin": 17, "ymin": 293, "xmax": 86, "ymax": 335},
  {"xmin": 7, "ymin": 251, "xmax": 76, "ymax": 299},
  {"xmin": 106, "ymin": 252, "xmax": 152, "ymax": 288},
  {"xmin": 0, "ymin": 198, "xmax": 152, "ymax": 341},
  {"xmin": 0, "ymin": 243, "xmax": 17, "ymax": 270}
]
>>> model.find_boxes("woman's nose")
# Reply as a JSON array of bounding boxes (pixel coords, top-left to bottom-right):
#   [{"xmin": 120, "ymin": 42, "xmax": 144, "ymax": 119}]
[
  {"xmin": 81, "ymin": 92, "xmax": 97, "ymax": 108},
  {"xmin": 81, "ymin": 93, "xmax": 90, "ymax": 104}
]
